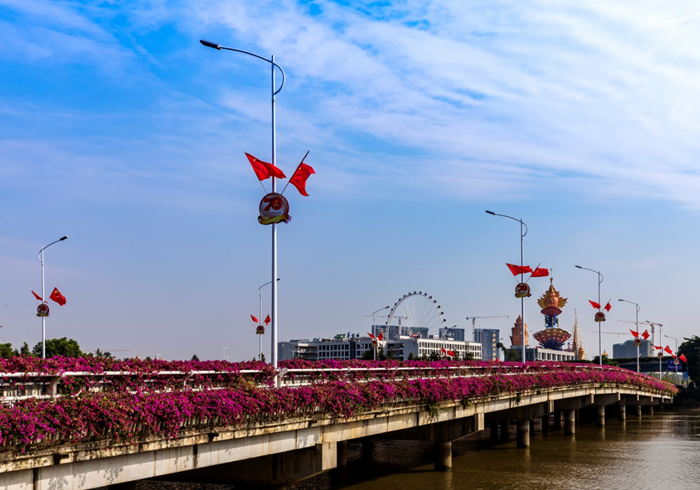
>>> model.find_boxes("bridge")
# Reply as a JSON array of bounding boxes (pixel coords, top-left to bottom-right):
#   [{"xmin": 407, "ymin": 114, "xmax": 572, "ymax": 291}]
[{"xmin": 0, "ymin": 360, "xmax": 675, "ymax": 490}]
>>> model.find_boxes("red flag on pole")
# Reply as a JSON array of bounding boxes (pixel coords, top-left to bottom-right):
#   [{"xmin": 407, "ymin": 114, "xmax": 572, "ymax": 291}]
[
  {"xmin": 31, "ymin": 290, "xmax": 44, "ymax": 302},
  {"xmin": 288, "ymin": 163, "xmax": 316, "ymax": 196},
  {"xmin": 680, "ymin": 353, "xmax": 688, "ymax": 363},
  {"xmin": 251, "ymin": 314, "xmax": 259, "ymax": 323},
  {"xmin": 641, "ymin": 330, "xmax": 650, "ymax": 341},
  {"xmin": 245, "ymin": 153, "xmax": 286, "ymax": 180},
  {"xmin": 440, "ymin": 347, "xmax": 446, "ymax": 355},
  {"xmin": 589, "ymin": 300, "xmax": 601, "ymax": 309},
  {"xmin": 629, "ymin": 329, "xmax": 639, "ymax": 338},
  {"xmin": 447, "ymin": 350, "xmax": 455, "ymax": 357},
  {"xmin": 377, "ymin": 331, "xmax": 383, "ymax": 342},
  {"xmin": 264, "ymin": 315, "xmax": 270, "ymax": 326},
  {"xmin": 664, "ymin": 345, "xmax": 673, "ymax": 355},
  {"xmin": 49, "ymin": 287, "xmax": 66, "ymax": 306},
  {"xmin": 506, "ymin": 263, "xmax": 533, "ymax": 276},
  {"xmin": 654, "ymin": 345, "xmax": 662, "ymax": 350},
  {"xmin": 367, "ymin": 332, "xmax": 376, "ymax": 340},
  {"xmin": 604, "ymin": 302, "xmax": 612, "ymax": 312},
  {"xmin": 530, "ymin": 267, "xmax": 549, "ymax": 277}
]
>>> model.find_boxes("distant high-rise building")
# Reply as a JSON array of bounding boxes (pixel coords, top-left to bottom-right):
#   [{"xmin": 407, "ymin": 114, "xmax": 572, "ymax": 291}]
[
  {"xmin": 613, "ymin": 339, "xmax": 653, "ymax": 359},
  {"xmin": 474, "ymin": 328, "xmax": 499, "ymax": 361}
]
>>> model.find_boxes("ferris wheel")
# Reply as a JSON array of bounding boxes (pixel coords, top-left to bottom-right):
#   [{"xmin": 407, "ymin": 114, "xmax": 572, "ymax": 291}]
[{"xmin": 385, "ymin": 291, "xmax": 447, "ymax": 336}]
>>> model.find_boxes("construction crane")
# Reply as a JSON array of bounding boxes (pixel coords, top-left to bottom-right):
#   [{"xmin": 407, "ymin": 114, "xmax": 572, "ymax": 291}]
[
  {"xmin": 590, "ymin": 331, "xmax": 627, "ymax": 335},
  {"xmin": 465, "ymin": 316, "xmax": 509, "ymax": 340},
  {"xmin": 618, "ymin": 320, "xmax": 663, "ymax": 346}
]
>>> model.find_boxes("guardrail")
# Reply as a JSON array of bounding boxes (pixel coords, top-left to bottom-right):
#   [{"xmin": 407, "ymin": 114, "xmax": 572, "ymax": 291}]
[{"xmin": 0, "ymin": 363, "xmax": 612, "ymax": 404}]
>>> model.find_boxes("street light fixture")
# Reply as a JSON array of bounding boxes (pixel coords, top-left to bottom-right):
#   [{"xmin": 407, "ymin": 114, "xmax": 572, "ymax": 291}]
[
  {"xmin": 257, "ymin": 278, "xmax": 281, "ymax": 361},
  {"xmin": 201, "ymin": 39, "xmax": 286, "ymax": 374},
  {"xmin": 37, "ymin": 235, "xmax": 69, "ymax": 358},
  {"xmin": 575, "ymin": 265, "xmax": 604, "ymax": 366},
  {"xmin": 619, "ymin": 299, "xmax": 640, "ymax": 373},
  {"xmin": 486, "ymin": 211, "xmax": 528, "ymax": 364},
  {"xmin": 664, "ymin": 334, "xmax": 679, "ymax": 383}
]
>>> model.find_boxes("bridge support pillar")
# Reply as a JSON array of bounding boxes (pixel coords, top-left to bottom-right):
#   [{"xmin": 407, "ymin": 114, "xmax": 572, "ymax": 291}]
[
  {"xmin": 565, "ymin": 410, "xmax": 575, "ymax": 435},
  {"xmin": 434, "ymin": 442, "xmax": 452, "ymax": 471},
  {"xmin": 541, "ymin": 414, "xmax": 550, "ymax": 434},
  {"xmin": 489, "ymin": 421, "xmax": 499, "ymax": 440},
  {"xmin": 644, "ymin": 405, "xmax": 654, "ymax": 415},
  {"xmin": 634, "ymin": 405, "xmax": 642, "ymax": 418},
  {"xmin": 517, "ymin": 420, "xmax": 530, "ymax": 448},
  {"xmin": 337, "ymin": 441, "xmax": 348, "ymax": 467},
  {"xmin": 499, "ymin": 419, "xmax": 510, "ymax": 441},
  {"xmin": 529, "ymin": 419, "xmax": 536, "ymax": 432},
  {"xmin": 595, "ymin": 405, "xmax": 605, "ymax": 427},
  {"xmin": 618, "ymin": 404, "xmax": 626, "ymax": 421},
  {"xmin": 553, "ymin": 411, "xmax": 562, "ymax": 430}
]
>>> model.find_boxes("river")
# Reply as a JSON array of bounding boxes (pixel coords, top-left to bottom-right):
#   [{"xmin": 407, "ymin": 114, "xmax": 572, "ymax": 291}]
[{"xmin": 143, "ymin": 410, "xmax": 699, "ymax": 490}]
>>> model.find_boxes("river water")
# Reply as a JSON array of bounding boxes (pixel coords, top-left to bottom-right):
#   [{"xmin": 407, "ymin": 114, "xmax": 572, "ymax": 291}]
[{"xmin": 144, "ymin": 410, "xmax": 700, "ymax": 490}]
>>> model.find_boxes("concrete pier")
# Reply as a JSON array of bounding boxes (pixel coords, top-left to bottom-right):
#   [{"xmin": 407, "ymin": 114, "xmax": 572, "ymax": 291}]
[
  {"xmin": 565, "ymin": 410, "xmax": 576, "ymax": 435},
  {"xmin": 517, "ymin": 420, "xmax": 530, "ymax": 448},
  {"xmin": 337, "ymin": 441, "xmax": 348, "ymax": 467},
  {"xmin": 434, "ymin": 442, "xmax": 452, "ymax": 471},
  {"xmin": 618, "ymin": 404, "xmax": 626, "ymax": 421},
  {"xmin": 595, "ymin": 406, "xmax": 605, "ymax": 427}
]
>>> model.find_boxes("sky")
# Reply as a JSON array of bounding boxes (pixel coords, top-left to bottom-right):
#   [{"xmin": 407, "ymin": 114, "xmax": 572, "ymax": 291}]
[{"xmin": 1, "ymin": 0, "xmax": 699, "ymax": 361}]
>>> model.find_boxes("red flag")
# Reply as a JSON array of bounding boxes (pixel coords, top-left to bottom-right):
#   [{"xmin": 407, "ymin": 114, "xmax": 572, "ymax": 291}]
[
  {"xmin": 245, "ymin": 153, "xmax": 286, "ymax": 181},
  {"xmin": 654, "ymin": 345, "xmax": 662, "ymax": 350},
  {"xmin": 680, "ymin": 354, "xmax": 688, "ymax": 363},
  {"xmin": 629, "ymin": 329, "xmax": 639, "ymax": 338},
  {"xmin": 530, "ymin": 267, "xmax": 549, "ymax": 277},
  {"xmin": 506, "ymin": 263, "xmax": 533, "ymax": 276},
  {"xmin": 604, "ymin": 302, "xmax": 612, "ymax": 312},
  {"xmin": 641, "ymin": 330, "xmax": 650, "ymax": 341},
  {"xmin": 49, "ymin": 287, "xmax": 66, "ymax": 306},
  {"xmin": 664, "ymin": 345, "xmax": 673, "ymax": 355},
  {"xmin": 440, "ymin": 347, "xmax": 446, "ymax": 355},
  {"xmin": 447, "ymin": 350, "xmax": 455, "ymax": 357},
  {"xmin": 31, "ymin": 290, "xmax": 44, "ymax": 302},
  {"xmin": 377, "ymin": 331, "xmax": 383, "ymax": 342},
  {"xmin": 589, "ymin": 300, "xmax": 601, "ymax": 309},
  {"xmin": 251, "ymin": 314, "xmax": 259, "ymax": 323},
  {"xmin": 367, "ymin": 332, "xmax": 376, "ymax": 340},
  {"xmin": 264, "ymin": 315, "xmax": 270, "ymax": 326},
  {"xmin": 289, "ymin": 163, "xmax": 316, "ymax": 196}
]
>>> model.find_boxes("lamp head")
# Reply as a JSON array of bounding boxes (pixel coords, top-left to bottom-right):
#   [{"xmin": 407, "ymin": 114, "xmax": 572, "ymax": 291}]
[
  {"xmin": 575, "ymin": 265, "xmax": 582, "ymax": 269},
  {"xmin": 60, "ymin": 236, "xmax": 69, "ymax": 241},
  {"xmin": 618, "ymin": 299, "xmax": 624, "ymax": 302},
  {"xmin": 200, "ymin": 39, "xmax": 221, "ymax": 50},
  {"xmin": 485, "ymin": 210, "xmax": 495, "ymax": 215}
]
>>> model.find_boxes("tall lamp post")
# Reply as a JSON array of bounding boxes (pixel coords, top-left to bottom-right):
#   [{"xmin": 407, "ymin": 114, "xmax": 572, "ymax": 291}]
[
  {"xmin": 38, "ymin": 235, "xmax": 69, "ymax": 358},
  {"xmin": 200, "ymin": 40, "xmax": 286, "ymax": 372},
  {"xmin": 486, "ymin": 211, "xmax": 528, "ymax": 364},
  {"xmin": 650, "ymin": 321, "xmax": 663, "ymax": 380},
  {"xmin": 665, "ymin": 334, "xmax": 679, "ymax": 384},
  {"xmin": 619, "ymin": 299, "xmax": 640, "ymax": 373},
  {"xmin": 370, "ymin": 306, "xmax": 390, "ymax": 335},
  {"xmin": 257, "ymin": 278, "xmax": 281, "ymax": 361},
  {"xmin": 575, "ymin": 265, "xmax": 603, "ymax": 366}
]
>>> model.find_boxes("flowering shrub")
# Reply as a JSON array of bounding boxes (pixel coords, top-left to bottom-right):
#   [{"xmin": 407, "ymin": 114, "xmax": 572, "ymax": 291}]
[{"xmin": 0, "ymin": 360, "xmax": 676, "ymax": 450}]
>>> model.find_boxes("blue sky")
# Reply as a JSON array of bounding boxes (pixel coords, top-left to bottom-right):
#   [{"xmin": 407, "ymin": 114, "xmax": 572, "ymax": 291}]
[{"xmin": 1, "ymin": 0, "xmax": 699, "ymax": 360}]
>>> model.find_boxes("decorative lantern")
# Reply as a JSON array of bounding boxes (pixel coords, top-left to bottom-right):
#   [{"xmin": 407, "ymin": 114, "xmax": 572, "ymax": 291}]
[
  {"xmin": 258, "ymin": 193, "xmax": 290, "ymax": 225},
  {"xmin": 515, "ymin": 283, "xmax": 531, "ymax": 298},
  {"xmin": 256, "ymin": 325, "xmax": 265, "ymax": 335},
  {"xmin": 594, "ymin": 311, "xmax": 606, "ymax": 322},
  {"xmin": 36, "ymin": 303, "xmax": 49, "ymax": 317},
  {"xmin": 633, "ymin": 338, "xmax": 642, "ymax": 347}
]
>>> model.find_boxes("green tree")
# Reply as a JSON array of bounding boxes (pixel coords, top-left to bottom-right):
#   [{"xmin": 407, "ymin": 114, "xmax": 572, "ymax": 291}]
[
  {"xmin": 591, "ymin": 354, "xmax": 618, "ymax": 366},
  {"xmin": 191, "ymin": 354, "xmax": 200, "ymax": 361},
  {"xmin": 19, "ymin": 342, "xmax": 31, "ymax": 356},
  {"xmin": 407, "ymin": 352, "xmax": 416, "ymax": 360},
  {"xmin": 0, "ymin": 343, "xmax": 14, "ymax": 359},
  {"xmin": 679, "ymin": 336, "xmax": 700, "ymax": 386},
  {"xmin": 32, "ymin": 338, "xmax": 82, "ymax": 358}
]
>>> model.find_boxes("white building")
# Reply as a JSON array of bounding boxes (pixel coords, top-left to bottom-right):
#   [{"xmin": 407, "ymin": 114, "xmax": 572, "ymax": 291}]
[
  {"xmin": 507, "ymin": 346, "xmax": 576, "ymax": 362},
  {"xmin": 278, "ymin": 336, "xmax": 481, "ymax": 362}
]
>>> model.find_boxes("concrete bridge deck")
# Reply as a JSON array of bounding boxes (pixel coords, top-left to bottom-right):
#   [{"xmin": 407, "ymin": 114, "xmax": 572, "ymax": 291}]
[{"xmin": 1, "ymin": 381, "xmax": 672, "ymax": 490}]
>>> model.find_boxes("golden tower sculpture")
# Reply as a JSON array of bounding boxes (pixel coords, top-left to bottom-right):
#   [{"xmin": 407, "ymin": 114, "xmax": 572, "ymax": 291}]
[
  {"xmin": 510, "ymin": 315, "xmax": 529, "ymax": 346},
  {"xmin": 572, "ymin": 309, "xmax": 586, "ymax": 360}
]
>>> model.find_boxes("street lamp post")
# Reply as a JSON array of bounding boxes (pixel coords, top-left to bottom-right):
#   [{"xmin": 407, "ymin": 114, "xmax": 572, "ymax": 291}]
[
  {"xmin": 486, "ymin": 211, "xmax": 528, "ymax": 364},
  {"xmin": 665, "ymin": 334, "xmax": 679, "ymax": 384},
  {"xmin": 575, "ymin": 265, "xmax": 603, "ymax": 366},
  {"xmin": 200, "ymin": 40, "xmax": 286, "ymax": 374},
  {"xmin": 223, "ymin": 346, "xmax": 229, "ymax": 361},
  {"xmin": 619, "ymin": 299, "xmax": 640, "ymax": 373},
  {"xmin": 370, "ymin": 306, "xmax": 390, "ymax": 334},
  {"xmin": 257, "ymin": 278, "xmax": 281, "ymax": 361},
  {"xmin": 652, "ymin": 322, "xmax": 664, "ymax": 380},
  {"xmin": 37, "ymin": 236, "xmax": 69, "ymax": 358}
]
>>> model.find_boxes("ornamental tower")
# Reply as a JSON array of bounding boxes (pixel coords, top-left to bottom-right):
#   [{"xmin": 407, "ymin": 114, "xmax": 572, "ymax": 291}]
[
  {"xmin": 510, "ymin": 315, "xmax": 529, "ymax": 347},
  {"xmin": 533, "ymin": 278, "xmax": 572, "ymax": 351}
]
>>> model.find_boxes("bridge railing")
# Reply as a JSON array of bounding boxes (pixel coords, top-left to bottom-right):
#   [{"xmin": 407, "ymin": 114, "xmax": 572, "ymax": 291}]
[{"xmin": 0, "ymin": 362, "xmax": 610, "ymax": 404}]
